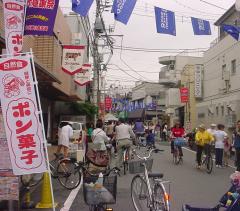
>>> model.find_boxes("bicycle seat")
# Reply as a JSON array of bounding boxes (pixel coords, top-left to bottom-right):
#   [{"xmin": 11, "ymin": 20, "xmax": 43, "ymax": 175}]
[{"xmin": 148, "ymin": 173, "xmax": 164, "ymax": 178}]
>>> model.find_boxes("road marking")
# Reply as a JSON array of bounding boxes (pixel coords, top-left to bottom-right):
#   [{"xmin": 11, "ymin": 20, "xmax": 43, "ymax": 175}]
[
  {"xmin": 182, "ymin": 147, "xmax": 236, "ymax": 169},
  {"xmin": 60, "ymin": 178, "xmax": 83, "ymax": 211}
]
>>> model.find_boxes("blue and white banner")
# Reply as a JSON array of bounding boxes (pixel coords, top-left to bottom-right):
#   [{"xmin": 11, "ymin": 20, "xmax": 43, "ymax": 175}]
[
  {"xmin": 72, "ymin": 0, "xmax": 94, "ymax": 17},
  {"xmin": 191, "ymin": 17, "xmax": 211, "ymax": 35},
  {"xmin": 112, "ymin": 0, "xmax": 137, "ymax": 25},
  {"xmin": 222, "ymin": 24, "xmax": 240, "ymax": 41},
  {"xmin": 154, "ymin": 7, "xmax": 176, "ymax": 36}
]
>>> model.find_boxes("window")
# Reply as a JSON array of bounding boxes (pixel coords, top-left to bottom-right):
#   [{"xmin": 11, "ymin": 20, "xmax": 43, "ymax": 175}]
[
  {"xmin": 222, "ymin": 64, "xmax": 226, "ymax": 79},
  {"xmin": 216, "ymin": 106, "xmax": 219, "ymax": 116},
  {"xmin": 221, "ymin": 106, "xmax": 224, "ymax": 116},
  {"xmin": 231, "ymin": 59, "xmax": 236, "ymax": 74}
]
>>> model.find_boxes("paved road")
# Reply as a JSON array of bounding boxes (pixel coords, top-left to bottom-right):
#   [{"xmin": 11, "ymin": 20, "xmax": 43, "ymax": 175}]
[{"xmin": 30, "ymin": 143, "xmax": 235, "ymax": 211}]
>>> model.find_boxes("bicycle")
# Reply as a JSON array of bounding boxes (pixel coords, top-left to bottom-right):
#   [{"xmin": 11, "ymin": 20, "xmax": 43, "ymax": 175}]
[
  {"xmin": 57, "ymin": 156, "xmax": 120, "ymax": 190},
  {"xmin": 130, "ymin": 148, "xmax": 170, "ymax": 211},
  {"xmin": 200, "ymin": 144, "xmax": 213, "ymax": 174},
  {"xmin": 20, "ymin": 153, "xmax": 65, "ymax": 187},
  {"xmin": 172, "ymin": 138, "xmax": 186, "ymax": 165}
]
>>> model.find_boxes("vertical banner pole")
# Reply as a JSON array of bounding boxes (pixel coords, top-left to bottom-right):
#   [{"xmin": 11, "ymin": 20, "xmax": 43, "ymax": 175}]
[{"xmin": 28, "ymin": 49, "xmax": 56, "ymax": 211}]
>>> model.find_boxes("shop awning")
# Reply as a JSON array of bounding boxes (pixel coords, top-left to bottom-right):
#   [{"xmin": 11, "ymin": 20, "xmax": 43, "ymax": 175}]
[{"xmin": 128, "ymin": 109, "xmax": 145, "ymax": 119}]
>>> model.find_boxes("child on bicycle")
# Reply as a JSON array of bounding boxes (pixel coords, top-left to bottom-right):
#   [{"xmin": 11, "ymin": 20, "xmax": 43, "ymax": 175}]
[
  {"xmin": 195, "ymin": 124, "xmax": 214, "ymax": 169},
  {"xmin": 146, "ymin": 129, "xmax": 155, "ymax": 148}
]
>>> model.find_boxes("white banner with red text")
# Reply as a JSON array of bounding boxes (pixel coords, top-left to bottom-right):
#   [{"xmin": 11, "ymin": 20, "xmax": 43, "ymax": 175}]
[
  {"xmin": 62, "ymin": 45, "xmax": 85, "ymax": 75},
  {"xmin": 3, "ymin": 0, "xmax": 25, "ymax": 55},
  {"xmin": 74, "ymin": 64, "xmax": 92, "ymax": 86},
  {"xmin": 0, "ymin": 55, "xmax": 47, "ymax": 175}
]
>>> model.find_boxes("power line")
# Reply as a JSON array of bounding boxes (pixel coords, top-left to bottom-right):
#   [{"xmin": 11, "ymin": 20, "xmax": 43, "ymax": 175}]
[
  {"xmin": 199, "ymin": 0, "xmax": 227, "ymax": 11},
  {"xmin": 107, "ymin": 67, "xmax": 160, "ymax": 73}
]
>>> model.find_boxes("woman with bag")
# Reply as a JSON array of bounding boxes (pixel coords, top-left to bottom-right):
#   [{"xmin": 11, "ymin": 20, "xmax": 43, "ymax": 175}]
[{"xmin": 86, "ymin": 119, "xmax": 110, "ymax": 168}]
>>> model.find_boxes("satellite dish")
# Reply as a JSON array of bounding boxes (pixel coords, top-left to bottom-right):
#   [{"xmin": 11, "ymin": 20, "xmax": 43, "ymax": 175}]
[{"xmin": 236, "ymin": 0, "xmax": 240, "ymax": 11}]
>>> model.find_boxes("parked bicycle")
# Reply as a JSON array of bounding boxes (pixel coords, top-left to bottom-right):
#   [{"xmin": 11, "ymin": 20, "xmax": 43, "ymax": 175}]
[
  {"xmin": 21, "ymin": 153, "xmax": 67, "ymax": 187},
  {"xmin": 130, "ymin": 148, "xmax": 170, "ymax": 211},
  {"xmin": 57, "ymin": 156, "xmax": 120, "ymax": 190}
]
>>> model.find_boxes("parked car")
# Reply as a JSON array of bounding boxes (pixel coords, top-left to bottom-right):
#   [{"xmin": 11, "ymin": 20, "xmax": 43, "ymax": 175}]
[{"xmin": 57, "ymin": 121, "xmax": 85, "ymax": 142}]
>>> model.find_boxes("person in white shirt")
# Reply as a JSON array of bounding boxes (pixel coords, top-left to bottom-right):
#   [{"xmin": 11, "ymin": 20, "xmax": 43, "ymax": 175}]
[
  {"xmin": 214, "ymin": 124, "xmax": 228, "ymax": 168},
  {"xmin": 92, "ymin": 119, "xmax": 109, "ymax": 151},
  {"xmin": 114, "ymin": 118, "xmax": 135, "ymax": 168},
  {"xmin": 207, "ymin": 123, "xmax": 217, "ymax": 136},
  {"xmin": 56, "ymin": 123, "xmax": 73, "ymax": 158}
]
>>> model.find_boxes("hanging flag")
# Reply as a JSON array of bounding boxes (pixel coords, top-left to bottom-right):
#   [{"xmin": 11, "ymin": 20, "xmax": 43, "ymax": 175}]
[
  {"xmin": 154, "ymin": 7, "xmax": 176, "ymax": 36},
  {"xmin": 180, "ymin": 87, "xmax": 189, "ymax": 103},
  {"xmin": 3, "ymin": 0, "xmax": 25, "ymax": 55},
  {"xmin": 24, "ymin": 0, "xmax": 59, "ymax": 36},
  {"xmin": 62, "ymin": 45, "xmax": 85, "ymax": 75},
  {"xmin": 74, "ymin": 65, "xmax": 91, "ymax": 86},
  {"xmin": 112, "ymin": 0, "xmax": 137, "ymax": 25},
  {"xmin": 191, "ymin": 17, "xmax": 211, "ymax": 35},
  {"xmin": 222, "ymin": 24, "xmax": 240, "ymax": 41},
  {"xmin": 72, "ymin": 0, "xmax": 94, "ymax": 17}
]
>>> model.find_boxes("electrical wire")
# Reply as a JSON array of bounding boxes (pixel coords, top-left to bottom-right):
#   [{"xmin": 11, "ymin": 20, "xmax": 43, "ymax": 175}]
[{"xmin": 199, "ymin": 0, "xmax": 227, "ymax": 11}]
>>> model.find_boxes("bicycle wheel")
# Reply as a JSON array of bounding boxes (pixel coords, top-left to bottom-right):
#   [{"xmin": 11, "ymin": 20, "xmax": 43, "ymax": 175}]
[
  {"xmin": 205, "ymin": 155, "xmax": 213, "ymax": 174},
  {"xmin": 173, "ymin": 149, "xmax": 179, "ymax": 165},
  {"xmin": 49, "ymin": 158, "xmax": 59, "ymax": 178},
  {"xmin": 131, "ymin": 175, "xmax": 150, "ymax": 211},
  {"xmin": 89, "ymin": 205, "xmax": 105, "ymax": 211},
  {"xmin": 21, "ymin": 173, "xmax": 43, "ymax": 187},
  {"xmin": 57, "ymin": 159, "xmax": 81, "ymax": 190},
  {"xmin": 153, "ymin": 183, "xmax": 169, "ymax": 211}
]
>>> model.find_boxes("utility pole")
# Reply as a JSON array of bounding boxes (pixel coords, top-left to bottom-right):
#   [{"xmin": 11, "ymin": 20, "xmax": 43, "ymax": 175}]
[{"xmin": 93, "ymin": 0, "xmax": 101, "ymax": 124}]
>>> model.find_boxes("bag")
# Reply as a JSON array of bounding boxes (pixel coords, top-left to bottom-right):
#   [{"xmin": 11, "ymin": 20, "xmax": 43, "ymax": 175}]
[{"xmin": 86, "ymin": 148, "xmax": 109, "ymax": 167}]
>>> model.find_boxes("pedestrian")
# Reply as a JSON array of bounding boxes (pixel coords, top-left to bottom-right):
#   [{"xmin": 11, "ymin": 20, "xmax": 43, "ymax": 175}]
[
  {"xmin": 106, "ymin": 121, "xmax": 114, "ymax": 139},
  {"xmin": 233, "ymin": 120, "xmax": 240, "ymax": 172},
  {"xmin": 56, "ymin": 122, "xmax": 73, "ymax": 158},
  {"xmin": 154, "ymin": 121, "xmax": 161, "ymax": 141},
  {"xmin": 195, "ymin": 124, "xmax": 214, "ymax": 169},
  {"xmin": 207, "ymin": 123, "xmax": 217, "ymax": 136},
  {"xmin": 223, "ymin": 132, "xmax": 231, "ymax": 167},
  {"xmin": 162, "ymin": 123, "xmax": 168, "ymax": 142},
  {"xmin": 214, "ymin": 124, "xmax": 228, "ymax": 168}
]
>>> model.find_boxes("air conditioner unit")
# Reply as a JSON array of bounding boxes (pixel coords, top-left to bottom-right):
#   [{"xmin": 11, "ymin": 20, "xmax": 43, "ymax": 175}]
[
  {"xmin": 168, "ymin": 64, "xmax": 175, "ymax": 70},
  {"xmin": 223, "ymin": 71, "xmax": 230, "ymax": 81},
  {"xmin": 225, "ymin": 114, "xmax": 237, "ymax": 128}
]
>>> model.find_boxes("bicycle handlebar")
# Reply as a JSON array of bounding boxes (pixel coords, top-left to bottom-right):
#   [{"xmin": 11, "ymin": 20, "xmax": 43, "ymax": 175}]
[{"xmin": 133, "ymin": 148, "xmax": 164, "ymax": 160}]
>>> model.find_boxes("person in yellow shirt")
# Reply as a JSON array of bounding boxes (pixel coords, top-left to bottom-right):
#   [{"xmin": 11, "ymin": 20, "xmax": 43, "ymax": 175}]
[{"xmin": 195, "ymin": 124, "xmax": 214, "ymax": 169}]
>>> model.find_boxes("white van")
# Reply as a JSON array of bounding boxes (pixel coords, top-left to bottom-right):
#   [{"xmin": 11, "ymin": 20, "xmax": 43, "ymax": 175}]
[{"xmin": 58, "ymin": 121, "xmax": 85, "ymax": 142}]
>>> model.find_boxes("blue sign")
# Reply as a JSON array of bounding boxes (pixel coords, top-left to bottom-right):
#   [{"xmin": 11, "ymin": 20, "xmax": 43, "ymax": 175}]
[
  {"xmin": 112, "ymin": 0, "xmax": 137, "ymax": 25},
  {"xmin": 154, "ymin": 7, "xmax": 176, "ymax": 36},
  {"xmin": 191, "ymin": 17, "xmax": 211, "ymax": 35},
  {"xmin": 72, "ymin": 0, "xmax": 94, "ymax": 17}
]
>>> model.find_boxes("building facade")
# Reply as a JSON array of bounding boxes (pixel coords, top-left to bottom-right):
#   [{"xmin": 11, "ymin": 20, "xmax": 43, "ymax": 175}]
[
  {"xmin": 196, "ymin": 5, "xmax": 240, "ymax": 134},
  {"xmin": 0, "ymin": 4, "xmax": 89, "ymax": 141}
]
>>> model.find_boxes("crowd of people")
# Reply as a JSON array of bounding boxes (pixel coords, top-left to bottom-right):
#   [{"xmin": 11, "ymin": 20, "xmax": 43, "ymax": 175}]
[{"xmin": 56, "ymin": 117, "xmax": 240, "ymax": 173}]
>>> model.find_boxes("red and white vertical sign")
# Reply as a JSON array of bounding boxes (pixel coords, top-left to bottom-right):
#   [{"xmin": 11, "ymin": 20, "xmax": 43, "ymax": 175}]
[
  {"xmin": 74, "ymin": 63, "xmax": 92, "ymax": 86},
  {"xmin": 3, "ymin": 0, "xmax": 25, "ymax": 55},
  {"xmin": 0, "ymin": 55, "xmax": 47, "ymax": 175},
  {"xmin": 180, "ymin": 87, "xmax": 189, "ymax": 103},
  {"xmin": 62, "ymin": 45, "xmax": 85, "ymax": 75},
  {"xmin": 105, "ymin": 97, "xmax": 112, "ymax": 111}
]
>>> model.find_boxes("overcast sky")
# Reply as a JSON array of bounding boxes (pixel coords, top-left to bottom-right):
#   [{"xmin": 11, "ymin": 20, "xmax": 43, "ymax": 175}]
[{"xmin": 59, "ymin": 0, "xmax": 235, "ymax": 89}]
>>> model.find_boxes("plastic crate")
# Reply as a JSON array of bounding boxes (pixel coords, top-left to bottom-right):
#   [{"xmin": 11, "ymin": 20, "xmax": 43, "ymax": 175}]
[
  {"xmin": 129, "ymin": 159, "xmax": 153, "ymax": 174},
  {"xmin": 83, "ymin": 175, "xmax": 117, "ymax": 205}
]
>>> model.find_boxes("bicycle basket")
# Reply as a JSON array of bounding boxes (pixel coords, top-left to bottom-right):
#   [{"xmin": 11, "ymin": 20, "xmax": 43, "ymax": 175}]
[
  {"xmin": 174, "ymin": 138, "xmax": 187, "ymax": 147},
  {"xmin": 83, "ymin": 175, "xmax": 117, "ymax": 205},
  {"xmin": 182, "ymin": 204, "xmax": 220, "ymax": 211},
  {"xmin": 129, "ymin": 159, "xmax": 153, "ymax": 174}
]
